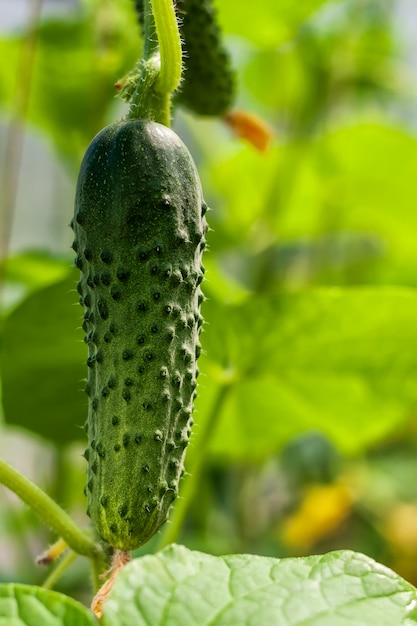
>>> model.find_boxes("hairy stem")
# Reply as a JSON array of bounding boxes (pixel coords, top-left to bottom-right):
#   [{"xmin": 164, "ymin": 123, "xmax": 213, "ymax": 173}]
[{"xmin": 152, "ymin": 0, "xmax": 182, "ymax": 94}]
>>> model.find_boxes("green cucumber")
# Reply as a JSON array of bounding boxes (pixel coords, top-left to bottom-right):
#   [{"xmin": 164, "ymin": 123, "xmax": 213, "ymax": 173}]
[
  {"xmin": 175, "ymin": 0, "xmax": 235, "ymax": 115},
  {"xmin": 132, "ymin": 0, "xmax": 235, "ymax": 116},
  {"xmin": 71, "ymin": 119, "xmax": 207, "ymax": 551}
]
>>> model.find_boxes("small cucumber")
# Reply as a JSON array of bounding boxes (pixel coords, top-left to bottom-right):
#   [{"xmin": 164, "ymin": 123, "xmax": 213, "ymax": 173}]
[
  {"xmin": 71, "ymin": 119, "xmax": 207, "ymax": 551},
  {"xmin": 174, "ymin": 0, "xmax": 235, "ymax": 115},
  {"xmin": 132, "ymin": 0, "xmax": 235, "ymax": 116}
]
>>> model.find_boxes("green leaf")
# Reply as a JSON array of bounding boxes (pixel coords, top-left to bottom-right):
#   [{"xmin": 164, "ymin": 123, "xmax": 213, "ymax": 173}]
[
  {"xmin": 0, "ymin": 274, "xmax": 86, "ymax": 445},
  {"xmin": 102, "ymin": 544, "xmax": 417, "ymax": 626},
  {"xmin": 1, "ymin": 253, "xmax": 72, "ymax": 316},
  {"xmin": 197, "ymin": 288, "xmax": 417, "ymax": 458},
  {"xmin": 277, "ymin": 124, "xmax": 417, "ymax": 284},
  {"xmin": 218, "ymin": 0, "xmax": 335, "ymax": 48},
  {"xmin": 204, "ymin": 124, "xmax": 417, "ymax": 286},
  {"xmin": 2, "ymin": 253, "xmax": 71, "ymax": 293},
  {"xmin": 0, "ymin": 584, "xmax": 96, "ymax": 626}
]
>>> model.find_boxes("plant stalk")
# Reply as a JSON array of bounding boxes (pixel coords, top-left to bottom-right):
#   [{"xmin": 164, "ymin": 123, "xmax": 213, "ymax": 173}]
[{"xmin": 0, "ymin": 458, "xmax": 102, "ymax": 560}]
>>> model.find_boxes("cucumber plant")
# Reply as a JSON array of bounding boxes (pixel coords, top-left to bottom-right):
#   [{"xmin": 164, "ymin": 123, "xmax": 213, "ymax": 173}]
[
  {"xmin": 71, "ymin": 0, "xmax": 207, "ymax": 552},
  {"xmin": 1, "ymin": 3, "xmax": 417, "ymax": 624}
]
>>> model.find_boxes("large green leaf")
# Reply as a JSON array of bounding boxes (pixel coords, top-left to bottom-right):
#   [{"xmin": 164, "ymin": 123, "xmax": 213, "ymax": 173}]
[
  {"xmin": 0, "ymin": 584, "xmax": 96, "ymax": 626},
  {"xmin": 204, "ymin": 124, "xmax": 417, "ymax": 285},
  {"xmin": 279, "ymin": 125, "xmax": 417, "ymax": 272},
  {"xmin": 196, "ymin": 287, "xmax": 417, "ymax": 459},
  {"xmin": 102, "ymin": 544, "xmax": 417, "ymax": 626},
  {"xmin": 0, "ymin": 274, "xmax": 86, "ymax": 445}
]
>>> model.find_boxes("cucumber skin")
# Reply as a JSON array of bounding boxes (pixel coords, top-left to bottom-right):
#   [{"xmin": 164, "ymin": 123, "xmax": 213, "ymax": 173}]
[{"xmin": 72, "ymin": 119, "xmax": 207, "ymax": 551}]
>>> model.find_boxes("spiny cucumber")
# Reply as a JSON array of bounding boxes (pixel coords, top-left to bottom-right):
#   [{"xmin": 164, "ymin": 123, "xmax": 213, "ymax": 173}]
[
  {"xmin": 132, "ymin": 0, "xmax": 235, "ymax": 116},
  {"xmin": 71, "ymin": 119, "xmax": 207, "ymax": 551},
  {"xmin": 175, "ymin": 0, "xmax": 235, "ymax": 115}
]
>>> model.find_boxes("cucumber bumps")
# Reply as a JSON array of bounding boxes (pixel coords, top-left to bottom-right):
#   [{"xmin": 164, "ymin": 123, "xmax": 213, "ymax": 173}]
[{"xmin": 71, "ymin": 119, "xmax": 207, "ymax": 551}]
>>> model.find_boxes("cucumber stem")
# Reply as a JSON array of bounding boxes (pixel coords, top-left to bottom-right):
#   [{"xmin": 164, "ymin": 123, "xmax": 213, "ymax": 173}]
[
  {"xmin": 142, "ymin": 0, "xmax": 158, "ymax": 60},
  {"xmin": 152, "ymin": 0, "xmax": 182, "ymax": 94},
  {"xmin": 127, "ymin": 55, "xmax": 167, "ymax": 123},
  {"xmin": 0, "ymin": 458, "xmax": 103, "ymax": 560},
  {"xmin": 127, "ymin": 0, "xmax": 181, "ymax": 126}
]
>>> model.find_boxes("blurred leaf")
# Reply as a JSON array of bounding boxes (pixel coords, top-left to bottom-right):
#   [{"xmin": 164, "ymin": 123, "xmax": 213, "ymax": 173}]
[
  {"xmin": 0, "ymin": 584, "xmax": 97, "ymax": 625},
  {"xmin": 103, "ymin": 544, "xmax": 417, "ymax": 626},
  {"xmin": 196, "ymin": 287, "xmax": 417, "ymax": 459},
  {"xmin": 278, "ymin": 124, "xmax": 417, "ymax": 283},
  {"xmin": 217, "ymin": 233, "xmax": 384, "ymax": 292},
  {"xmin": 202, "ymin": 256, "xmax": 249, "ymax": 304},
  {"xmin": 2, "ymin": 273, "xmax": 416, "ymax": 458},
  {"xmin": 0, "ymin": 38, "xmax": 19, "ymax": 105},
  {"xmin": 0, "ymin": 584, "xmax": 98, "ymax": 626},
  {"xmin": 218, "ymin": 0, "xmax": 337, "ymax": 48},
  {"xmin": 242, "ymin": 3, "xmax": 394, "ymax": 115},
  {"xmin": 244, "ymin": 47, "xmax": 309, "ymax": 111},
  {"xmin": 1, "ymin": 252, "xmax": 72, "ymax": 315},
  {"xmin": 202, "ymin": 143, "xmax": 282, "ymax": 249},
  {"xmin": 0, "ymin": 273, "xmax": 86, "ymax": 446},
  {"xmin": 0, "ymin": 0, "xmax": 140, "ymax": 164},
  {"xmin": 205, "ymin": 123, "xmax": 417, "ymax": 286},
  {"xmin": 2, "ymin": 252, "xmax": 71, "ymax": 292}
]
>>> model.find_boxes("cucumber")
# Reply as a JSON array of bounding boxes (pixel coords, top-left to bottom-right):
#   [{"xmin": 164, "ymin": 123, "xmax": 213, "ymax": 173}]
[
  {"xmin": 132, "ymin": 0, "xmax": 235, "ymax": 116},
  {"xmin": 71, "ymin": 119, "xmax": 207, "ymax": 551},
  {"xmin": 175, "ymin": 0, "xmax": 235, "ymax": 115}
]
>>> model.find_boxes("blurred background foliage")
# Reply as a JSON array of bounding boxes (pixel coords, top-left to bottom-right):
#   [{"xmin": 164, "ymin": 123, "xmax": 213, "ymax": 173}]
[{"xmin": 1, "ymin": 0, "xmax": 417, "ymax": 601}]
